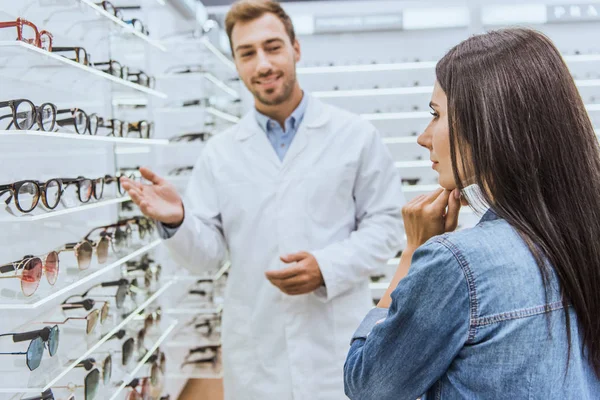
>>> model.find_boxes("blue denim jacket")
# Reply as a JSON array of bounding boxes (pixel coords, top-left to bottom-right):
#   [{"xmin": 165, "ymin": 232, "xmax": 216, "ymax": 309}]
[{"xmin": 344, "ymin": 210, "xmax": 600, "ymax": 399}]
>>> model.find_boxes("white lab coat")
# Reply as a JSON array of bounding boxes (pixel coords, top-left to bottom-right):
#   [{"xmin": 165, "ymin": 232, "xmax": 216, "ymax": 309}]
[{"xmin": 163, "ymin": 95, "xmax": 405, "ymax": 400}]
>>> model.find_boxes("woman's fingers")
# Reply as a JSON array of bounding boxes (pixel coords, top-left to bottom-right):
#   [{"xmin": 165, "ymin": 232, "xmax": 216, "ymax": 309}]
[{"xmin": 444, "ymin": 189, "xmax": 461, "ymax": 232}]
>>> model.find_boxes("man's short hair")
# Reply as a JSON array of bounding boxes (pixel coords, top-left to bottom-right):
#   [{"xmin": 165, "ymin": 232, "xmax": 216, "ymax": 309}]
[{"xmin": 225, "ymin": 0, "xmax": 296, "ymax": 56}]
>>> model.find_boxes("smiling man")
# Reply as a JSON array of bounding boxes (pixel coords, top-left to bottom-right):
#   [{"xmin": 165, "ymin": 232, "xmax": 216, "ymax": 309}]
[{"xmin": 119, "ymin": 0, "xmax": 404, "ymax": 399}]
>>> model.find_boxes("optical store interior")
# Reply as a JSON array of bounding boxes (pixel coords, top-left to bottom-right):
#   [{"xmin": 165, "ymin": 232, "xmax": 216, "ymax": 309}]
[{"xmin": 0, "ymin": 0, "xmax": 599, "ymax": 399}]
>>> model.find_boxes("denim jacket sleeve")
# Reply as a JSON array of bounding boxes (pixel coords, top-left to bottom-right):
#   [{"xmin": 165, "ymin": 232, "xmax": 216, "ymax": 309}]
[{"xmin": 344, "ymin": 239, "xmax": 472, "ymax": 400}]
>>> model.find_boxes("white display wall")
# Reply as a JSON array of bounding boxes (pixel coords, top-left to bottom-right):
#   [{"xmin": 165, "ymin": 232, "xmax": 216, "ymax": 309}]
[{"xmin": 0, "ymin": 1, "xmax": 239, "ymax": 399}]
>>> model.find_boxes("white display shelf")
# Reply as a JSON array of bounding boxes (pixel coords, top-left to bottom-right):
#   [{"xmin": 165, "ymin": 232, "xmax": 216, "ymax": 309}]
[
  {"xmin": 0, "ymin": 240, "xmax": 162, "ymax": 310},
  {"xmin": 314, "ymin": 79, "xmax": 600, "ymax": 99},
  {"xmin": 157, "ymin": 72, "xmax": 240, "ymax": 99},
  {"xmin": 107, "ymin": 321, "xmax": 178, "ymax": 400},
  {"xmin": 402, "ymin": 184, "xmax": 441, "ymax": 193},
  {"xmin": 394, "ymin": 160, "xmax": 431, "ymax": 168},
  {"xmin": 0, "ymin": 42, "xmax": 167, "ymax": 99},
  {"xmin": 362, "ymin": 111, "xmax": 431, "ymax": 121},
  {"xmin": 0, "ymin": 130, "xmax": 169, "ymax": 145},
  {"xmin": 313, "ymin": 86, "xmax": 434, "ymax": 98},
  {"xmin": 0, "ymin": 196, "xmax": 131, "ymax": 222},
  {"xmin": 387, "ymin": 258, "xmax": 399, "ymax": 266},
  {"xmin": 78, "ymin": 0, "xmax": 167, "ymax": 52},
  {"xmin": 156, "ymin": 105, "xmax": 240, "ymax": 123},
  {"xmin": 164, "ymin": 304, "xmax": 223, "ymax": 316},
  {"xmin": 298, "ymin": 53, "xmax": 600, "ymax": 75},
  {"xmin": 0, "ymin": 280, "xmax": 174, "ymax": 393},
  {"xmin": 587, "ymin": 104, "xmax": 600, "ymax": 112},
  {"xmin": 160, "ymin": 37, "xmax": 236, "ymax": 72},
  {"xmin": 383, "ymin": 137, "xmax": 418, "ymax": 144},
  {"xmin": 369, "ymin": 282, "xmax": 389, "ymax": 290},
  {"xmin": 297, "ymin": 61, "xmax": 438, "ymax": 74}
]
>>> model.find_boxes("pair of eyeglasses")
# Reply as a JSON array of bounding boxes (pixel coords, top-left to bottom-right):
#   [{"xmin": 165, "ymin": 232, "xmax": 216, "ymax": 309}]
[
  {"xmin": 0, "ymin": 179, "xmax": 63, "ymax": 213},
  {"xmin": 128, "ymin": 71, "xmax": 155, "ymax": 88},
  {"xmin": 105, "ymin": 174, "xmax": 135, "ymax": 197},
  {"xmin": 0, "ymin": 99, "xmax": 56, "ymax": 131},
  {"xmin": 169, "ymin": 132, "xmax": 212, "ymax": 143},
  {"xmin": 95, "ymin": 59, "xmax": 128, "ymax": 79},
  {"xmin": 126, "ymin": 120, "xmax": 154, "ymax": 138},
  {"xmin": 59, "ymin": 232, "xmax": 112, "ymax": 270},
  {"xmin": 39, "ymin": 308, "xmax": 103, "ymax": 335},
  {"xmin": 402, "ymin": 178, "xmax": 421, "ymax": 186},
  {"xmin": 68, "ymin": 278, "xmax": 138, "ymax": 310},
  {"xmin": 126, "ymin": 351, "xmax": 166, "ymax": 400},
  {"xmin": 164, "ymin": 65, "xmax": 206, "ymax": 75},
  {"xmin": 62, "ymin": 298, "xmax": 110, "ymax": 325},
  {"xmin": 53, "ymin": 368, "xmax": 100, "ymax": 400},
  {"xmin": 125, "ymin": 258, "xmax": 162, "ymax": 290},
  {"xmin": 0, "ymin": 18, "xmax": 53, "ymax": 50},
  {"xmin": 96, "ymin": 2, "xmax": 149, "ymax": 35},
  {"xmin": 59, "ymin": 176, "xmax": 105, "ymax": 203},
  {"xmin": 52, "ymin": 46, "xmax": 91, "ymax": 66},
  {"xmin": 181, "ymin": 354, "xmax": 218, "ymax": 368},
  {"xmin": 56, "ymin": 108, "xmax": 100, "ymax": 135},
  {"xmin": 98, "ymin": 119, "xmax": 153, "ymax": 139},
  {"xmin": 168, "ymin": 166, "xmax": 193, "ymax": 176},
  {"xmin": 0, "ymin": 253, "xmax": 60, "ymax": 296},
  {"xmin": 0, "ymin": 326, "xmax": 59, "ymax": 370},
  {"xmin": 22, "ymin": 389, "xmax": 74, "ymax": 400},
  {"xmin": 75, "ymin": 354, "xmax": 112, "ymax": 386}
]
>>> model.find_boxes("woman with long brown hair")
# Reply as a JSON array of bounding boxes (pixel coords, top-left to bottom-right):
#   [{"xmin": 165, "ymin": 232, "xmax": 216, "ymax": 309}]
[{"xmin": 344, "ymin": 28, "xmax": 600, "ymax": 399}]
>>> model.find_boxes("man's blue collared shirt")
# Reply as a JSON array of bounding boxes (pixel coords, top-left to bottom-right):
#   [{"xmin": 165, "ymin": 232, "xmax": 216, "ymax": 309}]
[{"xmin": 255, "ymin": 94, "xmax": 308, "ymax": 161}]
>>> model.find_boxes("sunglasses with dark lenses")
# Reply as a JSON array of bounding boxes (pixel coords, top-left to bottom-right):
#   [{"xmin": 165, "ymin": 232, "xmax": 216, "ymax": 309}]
[
  {"xmin": 75, "ymin": 355, "xmax": 112, "ymax": 386},
  {"xmin": 69, "ymin": 279, "xmax": 134, "ymax": 309},
  {"xmin": 56, "ymin": 108, "xmax": 99, "ymax": 135},
  {"xmin": 95, "ymin": 60, "xmax": 128, "ymax": 79},
  {"xmin": 106, "ymin": 329, "xmax": 139, "ymax": 366},
  {"xmin": 0, "ymin": 325, "xmax": 59, "ymax": 370},
  {"xmin": 0, "ymin": 179, "xmax": 63, "ymax": 213},
  {"xmin": 169, "ymin": 132, "xmax": 212, "ymax": 143},
  {"xmin": 53, "ymin": 368, "xmax": 100, "ymax": 400},
  {"xmin": 62, "ymin": 298, "xmax": 110, "ymax": 324},
  {"xmin": 21, "ymin": 388, "xmax": 74, "ymax": 400},
  {"xmin": 0, "ymin": 253, "xmax": 60, "ymax": 296},
  {"xmin": 51, "ymin": 46, "xmax": 91, "ymax": 66},
  {"xmin": 0, "ymin": 99, "xmax": 56, "ymax": 131},
  {"xmin": 0, "ymin": 18, "xmax": 53, "ymax": 50}
]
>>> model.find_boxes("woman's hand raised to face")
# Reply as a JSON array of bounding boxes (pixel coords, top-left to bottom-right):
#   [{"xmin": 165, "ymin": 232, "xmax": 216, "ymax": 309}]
[
  {"xmin": 120, "ymin": 167, "xmax": 184, "ymax": 226},
  {"xmin": 403, "ymin": 188, "xmax": 461, "ymax": 250}
]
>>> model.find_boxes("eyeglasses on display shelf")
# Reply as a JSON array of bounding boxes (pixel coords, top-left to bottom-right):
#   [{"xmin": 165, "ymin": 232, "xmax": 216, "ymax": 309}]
[
  {"xmin": 0, "ymin": 18, "xmax": 53, "ymax": 50},
  {"xmin": 74, "ymin": 354, "xmax": 112, "ymax": 386},
  {"xmin": 37, "ymin": 308, "xmax": 102, "ymax": 335},
  {"xmin": 51, "ymin": 47, "xmax": 92, "ymax": 66},
  {"xmin": 56, "ymin": 108, "xmax": 100, "ymax": 135},
  {"xmin": 62, "ymin": 299, "xmax": 110, "ymax": 325},
  {"xmin": 168, "ymin": 166, "xmax": 193, "ymax": 176},
  {"xmin": 52, "ymin": 367, "xmax": 100, "ymax": 400},
  {"xmin": 95, "ymin": 2, "xmax": 150, "ymax": 35},
  {"xmin": 65, "ymin": 278, "xmax": 137, "ymax": 310},
  {"xmin": 168, "ymin": 132, "xmax": 212, "ymax": 143},
  {"xmin": 0, "ymin": 253, "xmax": 59, "ymax": 296},
  {"xmin": 0, "ymin": 325, "xmax": 59, "ymax": 370},
  {"xmin": 127, "ymin": 120, "xmax": 154, "ymax": 139},
  {"xmin": 22, "ymin": 389, "xmax": 75, "ymax": 400},
  {"xmin": 0, "ymin": 99, "xmax": 57, "ymax": 131},
  {"xmin": 128, "ymin": 71, "xmax": 155, "ymax": 88},
  {"xmin": 94, "ymin": 59, "xmax": 129, "ymax": 79}
]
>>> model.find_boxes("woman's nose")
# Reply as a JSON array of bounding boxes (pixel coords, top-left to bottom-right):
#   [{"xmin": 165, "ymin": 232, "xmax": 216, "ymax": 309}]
[{"xmin": 417, "ymin": 130, "xmax": 432, "ymax": 149}]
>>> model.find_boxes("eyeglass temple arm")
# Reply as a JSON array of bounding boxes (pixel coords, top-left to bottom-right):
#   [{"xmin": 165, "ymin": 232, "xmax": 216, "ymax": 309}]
[
  {"xmin": 81, "ymin": 279, "xmax": 128, "ymax": 297},
  {"xmin": 115, "ymin": 5, "xmax": 141, "ymax": 9},
  {"xmin": 0, "ymin": 263, "xmax": 16, "ymax": 274},
  {"xmin": 0, "ymin": 351, "xmax": 28, "ymax": 355},
  {"xmin": 51, "ymin": 47, "xmax": 78, "ymax": 52},
  {"xmin": 21, "ymin": 389, "xmax": 54, "ymax": 400},
  {"xmin": 2, "ymin": 327, "xmax": 50, "ymax": 342}
]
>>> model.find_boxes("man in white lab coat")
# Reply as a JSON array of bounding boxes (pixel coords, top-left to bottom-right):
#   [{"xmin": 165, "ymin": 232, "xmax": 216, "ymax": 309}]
[{"xmin": 121, "ymin": 0, "xmax": 405, "ymax": 398}]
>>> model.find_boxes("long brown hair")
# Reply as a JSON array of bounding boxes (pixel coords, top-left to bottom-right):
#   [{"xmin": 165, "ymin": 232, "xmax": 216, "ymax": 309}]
[{"xmin": 437, "ymin": 28, "xmax": 600, "ymax": 376}]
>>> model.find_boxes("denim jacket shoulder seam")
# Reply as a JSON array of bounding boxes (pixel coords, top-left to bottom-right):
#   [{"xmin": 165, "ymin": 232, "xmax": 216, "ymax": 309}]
[
  {"xmin": 472, "ymin": 301, "xmax": 565, "ymax": 327},
  {"xmin": 432, "ymin": 236, "xmax": 478, "ymax": 344}
]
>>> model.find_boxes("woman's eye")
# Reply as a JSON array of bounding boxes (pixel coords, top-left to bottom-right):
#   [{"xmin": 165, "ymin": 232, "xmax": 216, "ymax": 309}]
[{"xmin": 430, "ymin": 111, "xmax": 439, "ymax": 119}]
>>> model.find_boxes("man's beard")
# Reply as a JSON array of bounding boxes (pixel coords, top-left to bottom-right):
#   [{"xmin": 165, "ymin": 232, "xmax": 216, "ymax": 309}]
[{"xmin": 253, "ymin": 71, "xmax": 296, "ymax": 106}]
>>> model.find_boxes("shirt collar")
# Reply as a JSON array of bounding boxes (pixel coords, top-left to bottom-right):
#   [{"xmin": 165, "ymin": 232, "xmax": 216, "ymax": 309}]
[{"xmin": 255, "ymin": 92, "xmax": 309, "ymax": 133}]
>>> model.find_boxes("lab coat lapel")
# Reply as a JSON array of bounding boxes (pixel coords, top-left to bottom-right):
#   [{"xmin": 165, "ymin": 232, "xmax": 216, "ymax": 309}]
[
  {"xmin": 236, "ymin": 112, "xmax": 281, "ymax": 172},
  {"xmin": 281, "ymin": 96, "xmax": 329, "ymax": 171}
]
